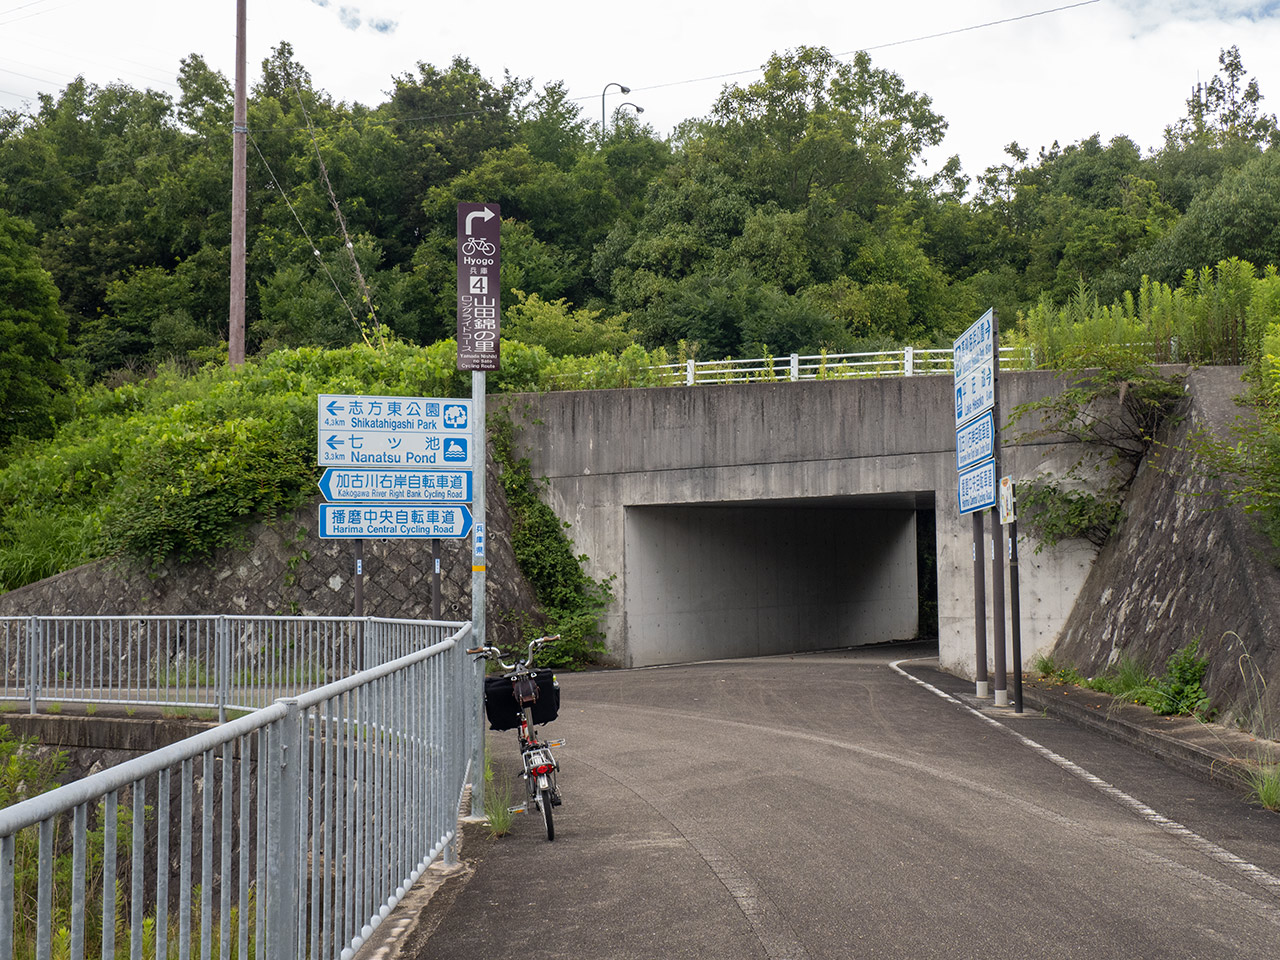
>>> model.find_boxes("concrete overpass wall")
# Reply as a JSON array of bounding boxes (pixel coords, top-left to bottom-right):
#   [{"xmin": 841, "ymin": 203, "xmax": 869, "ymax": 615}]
[{"xmin": 506, "ymin": 373, "xmax": 1099, "ymax": 671}]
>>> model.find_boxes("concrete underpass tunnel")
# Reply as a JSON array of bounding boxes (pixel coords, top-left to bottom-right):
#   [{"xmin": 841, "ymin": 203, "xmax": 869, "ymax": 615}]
[{"xmin": 622, "ymin": 494, "xmax": 938, "ymax": 666}]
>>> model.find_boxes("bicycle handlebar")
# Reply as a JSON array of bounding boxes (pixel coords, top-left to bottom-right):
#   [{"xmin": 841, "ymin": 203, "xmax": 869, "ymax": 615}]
[{"xmin": 469, "ymin": 635, "xmax": 561, "ymax": 672}]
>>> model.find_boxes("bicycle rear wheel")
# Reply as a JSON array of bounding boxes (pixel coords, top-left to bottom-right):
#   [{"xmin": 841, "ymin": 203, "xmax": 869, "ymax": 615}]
[{"xmin": 538, "ymin": 788, "xmax": 555, "ymax": 841}]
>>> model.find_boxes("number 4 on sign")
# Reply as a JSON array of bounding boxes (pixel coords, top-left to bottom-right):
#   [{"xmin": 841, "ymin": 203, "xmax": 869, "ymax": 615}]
[{"xmin": 469, "ymin": 276, "xmax": 488, "ymax": 294}]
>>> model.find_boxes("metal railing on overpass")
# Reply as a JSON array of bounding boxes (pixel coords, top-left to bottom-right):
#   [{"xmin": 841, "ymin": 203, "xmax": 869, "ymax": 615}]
[
  {"xmin": 543, "ymin": 345, "xmax": 1036, "ymax": 389},
  {"xmin": 0, "ymin": 616, "xmax": 481, "ymax": 960},
  {"xmin": 651, "ymin": 345, "xmax": 1035, "ymax": 385},
  {"xmin": 0, "ymin": 615, "xmax": 466, "ymax": 720}
]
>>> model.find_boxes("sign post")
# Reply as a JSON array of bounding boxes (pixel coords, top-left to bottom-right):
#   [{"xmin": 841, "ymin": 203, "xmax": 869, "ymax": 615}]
[
  {"xmin": 1001, "ymin": 476, "xmax": 1024, "ymax": 713},
  {"xmin": 955, "ymin": 308, "xmax": 1000, "ymax": 699},
  {"xmin": 457, "ymin": 202, "xmax": 500, "ymax": 822}
]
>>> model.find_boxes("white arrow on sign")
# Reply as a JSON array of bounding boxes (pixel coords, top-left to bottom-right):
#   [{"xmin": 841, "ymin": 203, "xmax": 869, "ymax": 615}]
[{"xmin": 464, "ymin": 207, "xmax": 495, "ymax": 235}]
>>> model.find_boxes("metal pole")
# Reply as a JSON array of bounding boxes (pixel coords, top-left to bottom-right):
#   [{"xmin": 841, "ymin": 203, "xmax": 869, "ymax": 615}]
[
  {"xmin": 1009, "ymin": 514, "xmax": 1024, "ymax": 713},
  {"xmin": 600, "ymin": 82, "xmax": 630, "ymax": 141},
  {"xmin": 972, "ymin": 511, "xmax": 988, "ymax": 697},
  {"xmin": 468, "ymin": 373, "xmax": 487, "ymax": 821},
  {"xmin": 228, "ymin": 0, "xmax": 247, "ymax": 367},
  {"xmin": 268, "ymin": 702, "xmax": 303, "ymax": 959},
  {"xmin": 991, "ymin": 510, "xmax": 1008, "ymax": 707},
  {"xmin": 432, "ymin": 539, "xmax": 441, "ymax": 620},
  {"xmin": 354, "ymin": 540, "xmax": 364, "ymax": 618}
]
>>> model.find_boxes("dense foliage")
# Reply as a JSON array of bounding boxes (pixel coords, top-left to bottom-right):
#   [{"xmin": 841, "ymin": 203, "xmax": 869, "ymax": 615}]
[
  {"xmin": 3, "ymin": 40, "xmax": 1280, "ymax": 594},
  {"xmin": 1193, "ymin": 315, "xmax": 1280, "ymax": 555},
  {"xmin": 0, "ymin": 337, "xmax": 661, "ymax": 597},
  {"xmin": 2, "ymin": 42, "xmax": 1279, "ymax": 414}
]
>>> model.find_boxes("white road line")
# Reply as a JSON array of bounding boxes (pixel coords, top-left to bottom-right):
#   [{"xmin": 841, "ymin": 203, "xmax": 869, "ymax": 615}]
[{"xmin": 890, "ymin": 657, "xmax": 1280, "ymax": 898}]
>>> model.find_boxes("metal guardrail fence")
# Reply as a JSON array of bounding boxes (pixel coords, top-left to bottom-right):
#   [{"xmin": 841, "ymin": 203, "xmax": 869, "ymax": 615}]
[
  {"xmin": 0, "ymin": 617, "xmax": 478, "ymax": 960},
  {"xmin": 546, "ymin": 345, "xmax": 1036, "ymax": 389},
  {"xmin": 0, "ymin": 615, "xmax": 465, "ymax": 720},
  {"xmin": 652, "ymin": 346, "xmax": 1035, "ymax": 385}
]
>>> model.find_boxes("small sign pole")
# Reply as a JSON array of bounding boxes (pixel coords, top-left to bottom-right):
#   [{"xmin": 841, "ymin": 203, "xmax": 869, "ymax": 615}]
[
  {"xmin": 432, "ymin": 539, "xmax": 441, "ymax": 620},
  {"xmin": 1002, "ymin": 477, "xmax": 1023, "ymax": 713},
  {"xmin": 1009, "ymin": 512, "xmax": 1023, "ymax": 713},
  {"xmin": 354, "ymin": 539, "xmax": 364, "ymax": 618}
]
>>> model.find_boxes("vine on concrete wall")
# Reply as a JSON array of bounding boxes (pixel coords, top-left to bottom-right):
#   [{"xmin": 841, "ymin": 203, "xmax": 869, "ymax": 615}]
[
  {"xmin": 1008, "ymin": 359, "xmax": 1185, "ymax": 551},
  {"xmin": 489, "ymin": 405, "xmax": 613, "ymax": 668}
]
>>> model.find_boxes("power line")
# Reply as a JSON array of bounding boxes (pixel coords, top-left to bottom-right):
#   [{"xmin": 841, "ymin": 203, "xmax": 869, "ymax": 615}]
[
  {"xmin": 0, "ymin": 0, "xmax": 53, "ymax": 18},
  {"xmin": 0, "ymin": 0, "xmax": 81, "ymax": 28},
  {"xmin": 247, "ymin": 130, "xmax": 368, "ymax": 340},
  {"xmin": 855, "ymin": 1, "xmax": 1101, "ymax": 54},
  {"xmin": 623, "ymin": 0, "xmax": 1102, "ymax": 99}
]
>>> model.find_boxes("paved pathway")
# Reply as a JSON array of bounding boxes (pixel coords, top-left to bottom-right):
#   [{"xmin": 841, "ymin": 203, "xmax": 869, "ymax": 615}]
[{"xmin": 397, "ymin": 642, "xmax": 1280, "ymax": 959}]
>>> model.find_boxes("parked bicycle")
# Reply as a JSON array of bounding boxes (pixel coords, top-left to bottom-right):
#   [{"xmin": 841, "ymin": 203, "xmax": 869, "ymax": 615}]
[{"xmin": 468, "ymin": 635, "xmax": 564, "ymax": 840}]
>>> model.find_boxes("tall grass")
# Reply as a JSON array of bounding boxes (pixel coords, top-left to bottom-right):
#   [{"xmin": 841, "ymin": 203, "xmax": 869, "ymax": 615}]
[{"xmin": 1020, "ymin": 259, "xmax": 1280, "ymax": 368}]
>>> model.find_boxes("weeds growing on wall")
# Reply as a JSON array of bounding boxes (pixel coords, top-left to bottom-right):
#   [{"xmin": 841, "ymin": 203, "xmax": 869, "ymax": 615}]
[
  {"xmin": 1008, "ymin": 359, "xmax": 1185, "ymax": 551},
  {"xmin": 1190, "ymin": 324, "xmax": 1280, "ymax": 561},
  {"xmin": 489, "ymin": 406, "xmax": 612, "ymax": 669}
]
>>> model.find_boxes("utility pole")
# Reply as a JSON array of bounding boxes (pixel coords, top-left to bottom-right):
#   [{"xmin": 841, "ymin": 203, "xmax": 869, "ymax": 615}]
[{"xmin": 228, "ymin": 0, "xmax": 248, "ymax": 368}]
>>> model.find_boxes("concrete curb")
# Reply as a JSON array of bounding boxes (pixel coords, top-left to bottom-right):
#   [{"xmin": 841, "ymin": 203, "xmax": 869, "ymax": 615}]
[{"xmin": 1018, "ymin": 679, "xmax": 1280, "ymax": 788}]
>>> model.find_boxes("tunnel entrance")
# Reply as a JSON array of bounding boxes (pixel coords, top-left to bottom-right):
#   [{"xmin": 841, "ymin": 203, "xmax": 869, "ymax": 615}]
[{"xmin": 622, "ymin": 494, "xmax": 936, "ymax": 666}]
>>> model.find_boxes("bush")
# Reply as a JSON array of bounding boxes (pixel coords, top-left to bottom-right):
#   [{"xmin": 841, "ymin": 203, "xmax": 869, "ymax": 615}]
[{"xmin": 1146, "ymin": 640, "xmax": 1215, "ymax": 720}]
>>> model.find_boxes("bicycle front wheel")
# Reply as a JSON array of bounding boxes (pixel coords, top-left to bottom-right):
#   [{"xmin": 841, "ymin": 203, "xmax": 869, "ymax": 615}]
[{"xmin": 538, "ymin": 788, "xmax": 555, "ymax": 841}]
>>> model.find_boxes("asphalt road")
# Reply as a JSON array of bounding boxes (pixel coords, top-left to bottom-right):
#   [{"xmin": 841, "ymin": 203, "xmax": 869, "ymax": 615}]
[{"xmin": 404, "ymin": 642, "xmax": 1280, "ymax": 959}]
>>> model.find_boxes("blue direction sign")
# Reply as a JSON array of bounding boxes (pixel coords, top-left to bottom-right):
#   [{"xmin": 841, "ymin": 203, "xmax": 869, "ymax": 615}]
[
  {"xmin": 953, "ymin": 308, "xmax": 995, "ymax": 428},
  {"xmin": 318, "ymin": 503, "xmax": 474, "ymax": 540},
  {"xmin": 318, "ymin": 468, "xmax": 472, "ymax": 504},
  {"xmin": 317, "ymin": 394, "xmax": 473, "ymax": 468},
  {"xmin": 958, "ymin": 458, "xmax": 997, "ymax": 516},
  {"xmin": 956, "ymin": 410, "xmax": 995, "ymax": 471}
]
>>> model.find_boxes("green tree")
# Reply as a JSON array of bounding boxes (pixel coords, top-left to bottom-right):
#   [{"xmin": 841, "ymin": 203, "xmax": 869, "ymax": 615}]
[
  {"xmin": 1169, "ymin": 45, "xmax": 1278, "ymax": 149},
  {"xmin": 503, "ymin": 292, "xmax": 634, "ymax": 357},
  {"xmin": 0, "ymin": 209, "xmax": 71, "ymax": 446},
  {"xmin": 708, "ymin": 46, "xmax": 948, "ymax": 217},
  {"xmin": 1119, "ymin": 151, "xmax": 1280, "ymax": 288}
]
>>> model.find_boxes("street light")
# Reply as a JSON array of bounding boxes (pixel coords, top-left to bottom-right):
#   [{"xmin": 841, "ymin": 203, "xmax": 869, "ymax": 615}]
[
  {"xmin": 601, "ymin": 82, "xmax": 630, "ymax": 139},
  {"xmin": 618, "ymin": 102, "xmax": 645, "ymax": 118}
]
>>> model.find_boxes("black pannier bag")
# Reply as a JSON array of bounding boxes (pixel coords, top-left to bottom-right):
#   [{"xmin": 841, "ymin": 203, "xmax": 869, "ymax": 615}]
[{"xmin": 484, "ymin": 671, "xmax": 560, "ymax": 730}]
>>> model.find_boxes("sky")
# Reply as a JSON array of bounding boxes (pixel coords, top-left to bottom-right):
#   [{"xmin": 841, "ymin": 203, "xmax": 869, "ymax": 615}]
[{"xmin": 2, "ymin": 0, "xmax": 1280, "ymax": 183}]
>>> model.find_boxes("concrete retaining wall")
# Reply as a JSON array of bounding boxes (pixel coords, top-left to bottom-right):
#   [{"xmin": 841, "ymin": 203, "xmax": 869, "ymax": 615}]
[
  {"xmin": 0, "ymin": 451, "xmax": 540, "ymax": 651},
  {"xmin": 1053, "ymin": 367, "xmax": 1280, "ymax": 734}
]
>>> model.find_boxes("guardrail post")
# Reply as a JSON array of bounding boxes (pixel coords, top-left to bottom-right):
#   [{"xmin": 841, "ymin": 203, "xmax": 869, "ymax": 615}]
[
  {"xmin": 685, "ymin": 359, "xmax": 695, "ymax": 386},
  {"xmin": 266, "ymin": 700, "xmax": 303, "ymax": 959},
  {"xmin": 789, "ymin": 354, "xmax": 799, "ymax": 381},
  {"xmin": 904, "ymin": 346, "xmax": 914, "ymax": 377},
  {"xmin": 217, "ymin": 616, "xmax": 229, "ymax": 724},
  {"xmin": 27, "ymin": 617, "xmax": 39, "ymax": 715}
]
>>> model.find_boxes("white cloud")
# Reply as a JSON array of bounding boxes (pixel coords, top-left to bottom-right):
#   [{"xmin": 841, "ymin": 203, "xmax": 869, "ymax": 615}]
[{"xmin": 338, "ymin": 6, "xmax": 362, "ymax": 31}]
